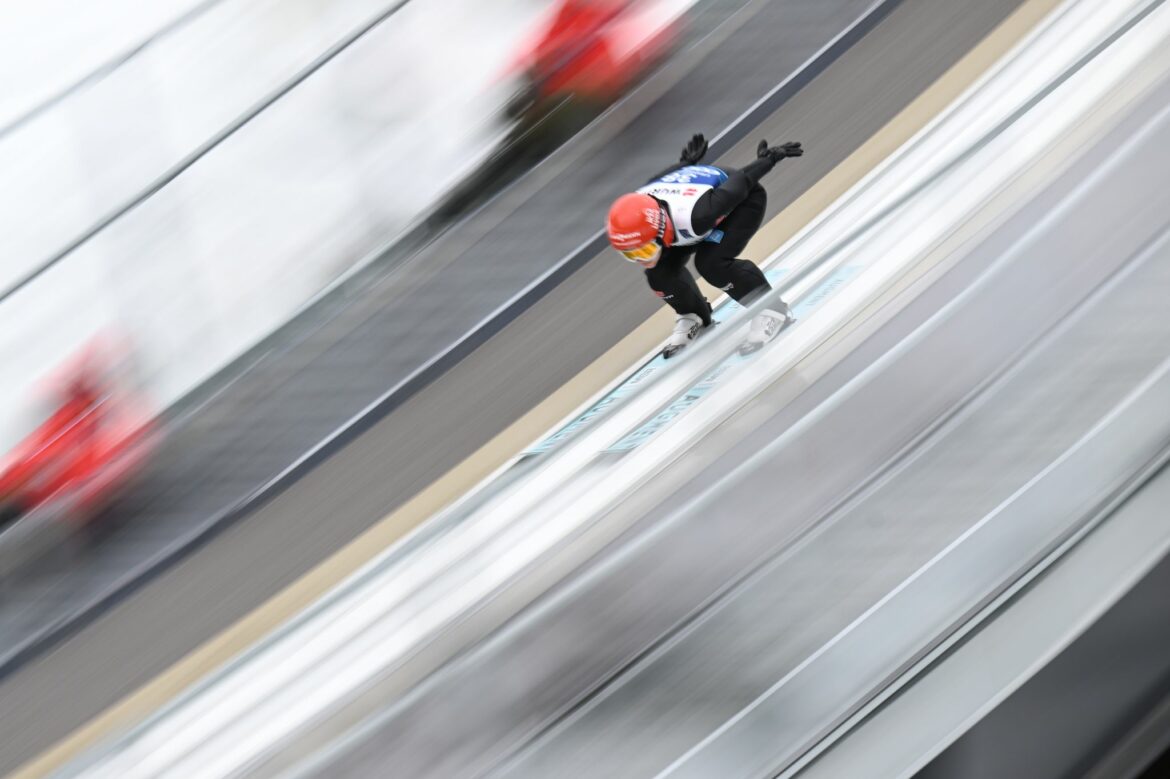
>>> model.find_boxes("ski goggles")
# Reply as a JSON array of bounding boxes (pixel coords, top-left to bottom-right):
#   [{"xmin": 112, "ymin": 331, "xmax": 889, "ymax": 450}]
[{"xmin": 619, "ymin": 240, "xmax": 661, "ymax": 262}]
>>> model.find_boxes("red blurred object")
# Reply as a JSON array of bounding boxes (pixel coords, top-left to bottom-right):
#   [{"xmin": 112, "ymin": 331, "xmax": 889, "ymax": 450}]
[
  {"xmin": 439, "ymin": 1, "xmax": 686, "ymax": 218},
  {"xmin": 507, "ymin": 0, "xmax": 684, "ymax": 112},
  {"xmin": 0, "ymin": 340, "xmax": 158, "ymax": 536}
]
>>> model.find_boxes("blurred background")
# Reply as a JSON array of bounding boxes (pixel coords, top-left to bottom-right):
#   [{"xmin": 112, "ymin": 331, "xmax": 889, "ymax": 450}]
[{"xmin": 1, "ymin": 0, "xmax": 1169, "ymax": 777}]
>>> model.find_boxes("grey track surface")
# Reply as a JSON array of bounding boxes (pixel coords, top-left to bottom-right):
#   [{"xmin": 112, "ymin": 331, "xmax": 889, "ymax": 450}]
[
  {"xmin": 0, "ymin": 0, "xmax": 1026, "ymax": 772},
  {"xmin": 311, "ymin": 72, "xmax": 1170, "ymax": 779},
  {"xmin": 0, "ymin": 0, "xmax": 869, "ymax": 669}
]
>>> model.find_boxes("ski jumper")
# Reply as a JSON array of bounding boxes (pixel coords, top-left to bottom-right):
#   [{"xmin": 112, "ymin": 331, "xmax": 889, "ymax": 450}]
[{"xmin": 637, "ymin": 162, "xmax": 775, "ymax": 325}]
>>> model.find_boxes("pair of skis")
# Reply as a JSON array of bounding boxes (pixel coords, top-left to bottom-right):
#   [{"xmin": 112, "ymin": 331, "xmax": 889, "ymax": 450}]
[{"xmin": 661, "ymin": 305, "xmax": 796, "ymax": 360}]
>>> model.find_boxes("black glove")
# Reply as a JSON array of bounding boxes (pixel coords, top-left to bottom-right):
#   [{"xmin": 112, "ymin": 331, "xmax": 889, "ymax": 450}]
[
  {"xmin": 756, "ymin": 140, "xmax": 803, "ymax": 163},
  {"xmin": 679, "ymin": 133, "xmax": 709, "ymax": 164}
]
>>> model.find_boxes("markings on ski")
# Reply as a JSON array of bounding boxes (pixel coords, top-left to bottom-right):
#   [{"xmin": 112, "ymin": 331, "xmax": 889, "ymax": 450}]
[{"xmin": 523, "ymin": 268, "xmax": 788, "ymax": 455}]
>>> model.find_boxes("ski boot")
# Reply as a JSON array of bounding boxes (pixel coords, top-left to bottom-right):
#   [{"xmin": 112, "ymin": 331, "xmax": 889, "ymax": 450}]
[
  {"xmin": 663, "ymin": 313, "xmax": 711, "ymax": 359},
  {"xmin": 738, "ymin": 301, "xmax": 795, "ymax": 356}
]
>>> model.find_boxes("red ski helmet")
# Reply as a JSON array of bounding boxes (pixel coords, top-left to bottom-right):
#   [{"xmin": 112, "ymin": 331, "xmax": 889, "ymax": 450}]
[{"xmin": 606, "ymin": 193, "xmax": 674, "ymax": 258}]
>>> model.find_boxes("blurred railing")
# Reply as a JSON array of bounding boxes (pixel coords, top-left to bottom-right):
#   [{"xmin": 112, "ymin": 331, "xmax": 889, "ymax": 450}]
[
  {"xmin": 4, "ymin": 0, "xmax": 450, "ymax": 297},
  {"xmin": 1, "ymin": 0, "xmax": 220, "ymax": 133},
  {"xmin": 679, "ymin": 350, "xmax": 1170, "ymax": 779},
  {"xmin": 52, "ymin": 0, "xmax": 1170, "ymax": 775},
  {"xmin": 0, "ymin": 0, "xmax": 546, "ymax": 446}
]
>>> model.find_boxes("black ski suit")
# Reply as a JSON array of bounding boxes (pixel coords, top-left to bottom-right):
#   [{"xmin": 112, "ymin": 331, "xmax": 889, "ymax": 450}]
[{"xmin": 642, "ymin": 153, "xmax": 783, "ymax": 325}]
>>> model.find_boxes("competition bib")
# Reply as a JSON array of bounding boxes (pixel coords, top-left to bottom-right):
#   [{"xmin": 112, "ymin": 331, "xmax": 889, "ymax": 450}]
[{"xmin": 636, "ymin": 165, "xmax": 729, "ymax": 246}]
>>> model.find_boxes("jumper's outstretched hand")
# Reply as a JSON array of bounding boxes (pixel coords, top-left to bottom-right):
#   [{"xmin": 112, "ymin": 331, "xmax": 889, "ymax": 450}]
[
  {"xmin": 756, "ymin": 140, "xmax": 804, "ymax": 163},
  {"xmin": 680, "ymin": 133, "xmax": 709, "ymax": 164}
]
